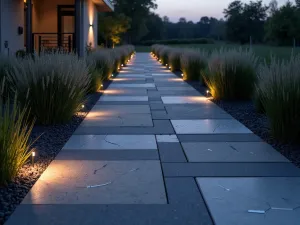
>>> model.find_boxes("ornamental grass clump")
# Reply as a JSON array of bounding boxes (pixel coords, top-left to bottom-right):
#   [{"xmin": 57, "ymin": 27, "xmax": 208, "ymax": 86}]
[
  {"xmin": 0, "ymin": 80, "xmax": 35, "ymax": 185},
  {"xmin": 160, "ymin": 47, "xmax": 172, "ymax": 65},
  {"xmin": 8, "ymin": 51, "xmax": 91, "ymax": 125},
  {"xmin": 0, "ymin": 56, "xmax": 17, "ymax": 101},
  {"xmin": 256, "ymin": 55, "xmax": 300, "ymax": 142},
  {"xmin": 89, "ymin": 49, "xmax": 114, "ymax": 80},
  {"xmin": 202, "ymin": 48, "xmax": 258, "ymax": 100},
  {"xmin": 169, "ymin": 48, "xmax": 182, "ymax": 72},
  {"xmin": 180, "ymin": 50, "xmax": 207, "ymax": 81}
]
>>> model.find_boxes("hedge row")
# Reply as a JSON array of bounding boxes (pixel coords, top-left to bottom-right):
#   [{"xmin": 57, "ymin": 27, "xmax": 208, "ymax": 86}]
[{"xmin": 141, "ymin": 38, "xmax": 214, "ymax": 46}]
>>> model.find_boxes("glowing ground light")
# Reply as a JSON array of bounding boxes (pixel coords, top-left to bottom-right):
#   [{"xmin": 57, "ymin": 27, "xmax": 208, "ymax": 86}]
[
  {"xmin": 81, "ymin": 104, "xmax": 85, "ymax": 109},
  {"xmin": 32, "ymin": 151, "xmax": 36, "ymax": 165},
  {"xmin": 121, "ymin": 64, "xmax": 124, "ymax": 67},
  {"xmin": 206, "ymin": 90, "xmax": 210, "ymax": 97},
  {"xmin": 181, "ymin": 73, "xmax": 184, "ymax": 77},
  {"xmin": 101, "ymin": 84, "xmax": 103, "ymax": 87}
]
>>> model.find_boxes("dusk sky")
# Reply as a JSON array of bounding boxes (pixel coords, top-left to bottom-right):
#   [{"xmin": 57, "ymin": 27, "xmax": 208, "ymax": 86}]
[{"xmin": 155, "ymin": 0, "xmax": 288, "ymax": 22}]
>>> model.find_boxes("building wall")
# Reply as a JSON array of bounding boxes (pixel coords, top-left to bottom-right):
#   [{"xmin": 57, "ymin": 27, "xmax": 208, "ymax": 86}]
[
  {"xmin": 33, "ymin": 0, "xmax": 74, "ymax": 33},
  {"xmin": 0, "ymin": 0, "xmax": 24, "ymax": 55},
  {"xmin": 82, "ymin": 0, "xmax": 98, "ymax": 54},
  {"xmin": 0, "ymin": 0, "xmax": 104, "ymax": 55}
]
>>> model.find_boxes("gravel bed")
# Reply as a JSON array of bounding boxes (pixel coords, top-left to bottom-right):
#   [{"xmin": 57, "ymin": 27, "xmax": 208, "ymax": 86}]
[
  {"xmin": 0, "ymin": 80, "xmax": 112, "ymax": 225},
  {"xmin": 187, "ymin": 79, "xmax": 300, "ymax": 168}
]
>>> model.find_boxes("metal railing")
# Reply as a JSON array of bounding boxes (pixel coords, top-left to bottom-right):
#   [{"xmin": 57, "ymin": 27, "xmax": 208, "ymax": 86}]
[{"xmin": 32, "ymin": 33, "xmax": 75, "ymax": 54}]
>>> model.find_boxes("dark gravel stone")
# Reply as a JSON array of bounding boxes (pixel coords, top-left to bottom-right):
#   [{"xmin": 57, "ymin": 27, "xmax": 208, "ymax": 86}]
[{"xmin": 0, "ymin": 78, "xmax": 115, "ymax": 225}]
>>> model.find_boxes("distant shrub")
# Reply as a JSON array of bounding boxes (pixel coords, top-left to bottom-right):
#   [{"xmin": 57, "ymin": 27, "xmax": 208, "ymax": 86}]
[
  {"xmin": 256, "ymin": 55, "xmax": 300, "ymax": 142},
  {"xmin": 180, "ymin": 50, "xmax": 207, "ymax": 82},
  {"xmin": 202, "ymin": 48, "xmax": 258, "ymax": 100},
  {"xmin": 8, "ymin": 51, "xmax": 91, "ymax": 125}
]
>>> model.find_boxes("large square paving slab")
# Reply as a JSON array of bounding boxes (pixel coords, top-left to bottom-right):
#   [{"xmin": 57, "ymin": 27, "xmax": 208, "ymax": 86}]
[
  {"xmin": 22, "ymin": 160, "xmax": 166, "ymax": 204},
  {"xmin": 99, "ymin": 96, "xmax": 149, "ymax": 102},
  {"xmin": 171, "ymin": 120, "xmax": 252, "ymax": 134},
  {"xmin": 182, "ymin": 142, "xmax": 289, "ymax": 162},
  {"xmin": 197, "ymin": 177, "xmax": 300, "ymax": 225},
  {"xmin": 63, "ymin": 135, "xmax": 157, "ymax": 150},
  {"xmin": 162, "ymin": 96, "xmax": 211, "ymax": 104}
]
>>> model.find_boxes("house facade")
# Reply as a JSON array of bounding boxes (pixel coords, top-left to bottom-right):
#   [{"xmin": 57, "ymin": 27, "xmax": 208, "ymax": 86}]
[{"xmin": 0, "ymin": 0, "xmax": 114, "ymax": 56}]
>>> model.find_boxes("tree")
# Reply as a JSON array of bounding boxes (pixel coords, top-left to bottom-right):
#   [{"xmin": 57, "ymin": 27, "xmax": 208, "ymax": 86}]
[
  {"xmin": 265, "ymin": 1, "xmax": 300, "ymax": 45},
  {"xmin": 269, "ymin": 0, "xmax": 278, "ymax": 15},
  {"xmin": 113, "ymin": 0, "xmax": 157, "ymax": 43},
  {"xmin": 224, "ymin": 0, "xmax": 268, "ymax": 44},
  {"xmin": 98, "ymin": 13, "xmax": 131, "ymax": 47},
  {"xmin": 141, "ymin": 13, "xmax": 164, "ymax": 41}
]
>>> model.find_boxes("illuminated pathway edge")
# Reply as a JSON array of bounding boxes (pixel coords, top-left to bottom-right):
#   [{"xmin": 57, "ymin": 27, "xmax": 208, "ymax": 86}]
[{"xmin": 6, "ymin": 53, "xmax": 300, "ymax": 225}]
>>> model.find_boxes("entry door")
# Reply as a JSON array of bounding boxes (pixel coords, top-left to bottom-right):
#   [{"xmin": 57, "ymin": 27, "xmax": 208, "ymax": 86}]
[{"xmin": 57, "ymin": 5, "xmax": 75, "ymax": 50}]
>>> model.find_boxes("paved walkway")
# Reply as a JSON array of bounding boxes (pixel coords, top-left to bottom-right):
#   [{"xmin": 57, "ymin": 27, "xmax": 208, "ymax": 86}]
[{"xmin": 6, "ymin": 53, "xmax": 300, "ymax": 225}]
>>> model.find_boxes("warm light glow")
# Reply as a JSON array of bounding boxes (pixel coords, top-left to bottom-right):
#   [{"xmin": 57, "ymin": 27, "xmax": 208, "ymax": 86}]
[
  {"xmin": 121, "ymin": 64, "xmax": 124, "ymax": 67},
  {"xmin": 101, "ymin": 84, "xmax": 103, "ymax": 87},
  {"xmin": 99, "ymin": 89, "xmax": 123, "ymax": 94},
  {"xmin": 207, "ymin": 90, "xmax": 209, "ymax": 94},
  {"xmin": 32, "ymin": 151, "xmax": 35, "ymax": 157},
  {"xmin": 181, "ymin": 73, "xmax": 184, "ymax": 77},
  {"xmin": 168, "ymin": 78, "xmax": 183, "ymax": 82},
  {"xmin": 169, "ymin": 67, "xmax": 171, "ymax": 69},
  {"xmin": 166, "ymin": 64, "xmax": 168, "ymax": 66},
  {"xmin": 112, "ymin": 78, "xmax": 131, "ymax": 81},
  {"xmin": 81, "ymin": 104, "xmax": 85, "ymax": 109},
  {"xmin": 159, "ymin": 60, "xmax": 161, "ymax": 62}
]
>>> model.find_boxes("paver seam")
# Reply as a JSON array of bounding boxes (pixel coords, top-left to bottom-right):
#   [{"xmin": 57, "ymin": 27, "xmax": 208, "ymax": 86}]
[{"xmin": 194, "ymin": 177, "xmax": 216, "ymax": 225}]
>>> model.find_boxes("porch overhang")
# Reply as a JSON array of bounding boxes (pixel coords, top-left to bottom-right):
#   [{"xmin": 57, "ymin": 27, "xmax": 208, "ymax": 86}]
[{"xmin": 93, "ymin": 0, "xmax": 114, "ymax": 12}]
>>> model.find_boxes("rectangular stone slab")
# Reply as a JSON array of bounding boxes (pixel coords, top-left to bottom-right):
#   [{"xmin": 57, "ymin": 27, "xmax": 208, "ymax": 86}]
[
  {"xmin": 109, "ymin": 83, "xmax": 155, "ymax": 88},
  {"xmin": 101, "ymin": 89, "xmax": 148, "ymax": 96},
  {"xmin": 5, "ymin": 204, "xmax": 213, "ymax": 225},
  {"xmin": 171, "ymin": 119, "xmax": 252, "ymax": 134},
  {"xmin": 177, "ymin": 134, "xmax": 262, "ymax": 142},
  {"xmin": 89, "ymin": 105, "xmax": 151, "ymax": 114},
  {"xmin": 63, "ymin": 135, "xmax": 157, "ymax": 150},
  {"xmin": 99, "ymin": 96, "xmax": 149, "ymax": 102},
  {"xmin": 182, "ymin": 142, "xmax": 289, "ymax": 162},
  {"xmin": 157, "ymin": 87, "xmax": 197, "ymax": 91},
  {"xmin": 22, "ymin": 160, "xmax": 166, "ymax": 204},
  {"xmin": 80, "ymin": 114, "xmax": 153, "ymax": 127},
  {"xmin": 162, "ymin": 162, "xmax": 300, "ymax": 177},
  {"xmin": 74, "ymin": 120, "xmax": 175, "ymax": 135},
  {"xmin": 162, "ymin": 96, "xmax": 210, "ymax": 104},
  {"xmin": 56, "ymin": 150, "xmax": 159, "ymax": 160},
  {"xmin": 197, "ymin": 177, "xmax": 300, "ymax": 225}
]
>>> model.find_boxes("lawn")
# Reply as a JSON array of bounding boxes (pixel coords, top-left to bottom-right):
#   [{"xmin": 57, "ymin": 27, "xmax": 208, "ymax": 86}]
[{"xmin": 136, "ymin": 43, "xmax": 300, "ymax": 61}]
